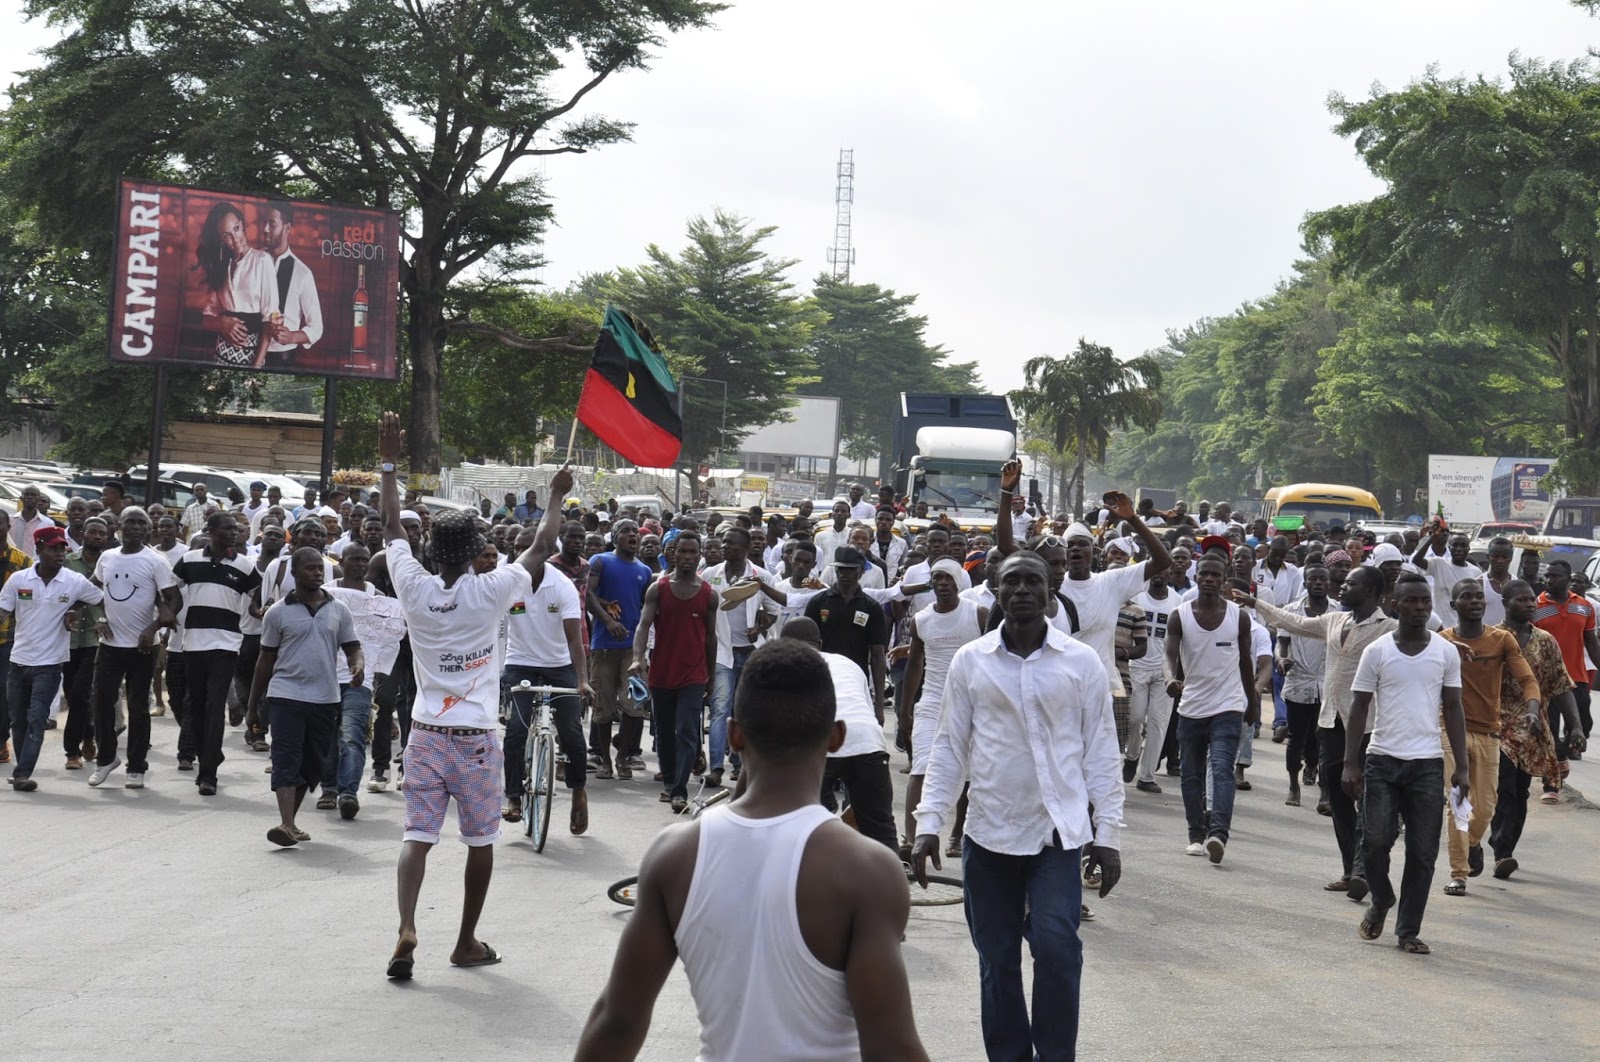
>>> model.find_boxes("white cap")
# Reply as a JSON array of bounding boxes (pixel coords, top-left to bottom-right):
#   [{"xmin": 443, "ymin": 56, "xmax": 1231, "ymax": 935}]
[{"xmin": 398, "ymin": 509, "xmax": 422, "ymax": 525}]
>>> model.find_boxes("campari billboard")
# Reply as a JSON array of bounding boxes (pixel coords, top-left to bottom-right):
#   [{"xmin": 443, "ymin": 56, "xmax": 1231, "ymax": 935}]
[{"xmin": 108, "ymin": 179, "xmax": 400, "ymax": 380}]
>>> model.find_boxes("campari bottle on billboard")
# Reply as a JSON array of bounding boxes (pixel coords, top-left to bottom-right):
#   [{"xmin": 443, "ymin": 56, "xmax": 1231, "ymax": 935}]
[{"xmin": 108, "ymin": 179, "xmax": 401, "ymax": 380}]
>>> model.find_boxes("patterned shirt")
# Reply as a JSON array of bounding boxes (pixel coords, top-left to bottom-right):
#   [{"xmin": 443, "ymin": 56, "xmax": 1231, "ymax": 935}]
[{"xmin": 1497, "ymin": 624, "xmax": 1572, "ymax": 780}]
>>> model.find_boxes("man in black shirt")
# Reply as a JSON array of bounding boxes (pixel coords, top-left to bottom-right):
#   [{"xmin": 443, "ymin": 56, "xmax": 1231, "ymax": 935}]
[{"xmin": 804, "ymin": 548, "xmax": 889, "ymax": 721}]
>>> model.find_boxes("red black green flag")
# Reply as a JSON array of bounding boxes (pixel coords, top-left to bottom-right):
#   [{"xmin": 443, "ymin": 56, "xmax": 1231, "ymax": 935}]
[{"xmin": 576, "ymin": 306, "xmax": 683, "ymax": 467}]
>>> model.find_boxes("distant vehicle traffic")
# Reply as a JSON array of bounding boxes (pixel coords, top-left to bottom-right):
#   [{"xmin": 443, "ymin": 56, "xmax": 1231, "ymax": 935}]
[{"xmin": 1261, "ymin": 483, "xmax": 1384, "ymax": 529}]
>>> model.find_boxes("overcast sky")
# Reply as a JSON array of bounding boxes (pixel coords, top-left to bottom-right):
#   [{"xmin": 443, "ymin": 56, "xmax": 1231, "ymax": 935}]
[{"xmin": 4, "ymin": 0, "xmax": 1596, "ymax": 393}]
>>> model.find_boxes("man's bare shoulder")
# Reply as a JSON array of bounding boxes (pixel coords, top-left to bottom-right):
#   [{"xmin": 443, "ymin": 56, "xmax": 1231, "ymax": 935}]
[{"xmin": 806, "ymin": 819, "xmax": 909, "ymax": 899}]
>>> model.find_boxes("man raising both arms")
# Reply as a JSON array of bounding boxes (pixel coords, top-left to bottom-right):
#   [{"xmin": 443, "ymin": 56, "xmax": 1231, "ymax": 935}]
[
  {"xmin": 377, "ymin": 412, "xmax": 569, "ymax": 979},
  {"xmin": 577, "ymin": 639, "xmax": 927, "ymax": 1061}
]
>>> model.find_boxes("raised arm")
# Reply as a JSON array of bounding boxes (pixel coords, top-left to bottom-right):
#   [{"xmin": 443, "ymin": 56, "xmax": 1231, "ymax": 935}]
[
  {"xmin": 1103, "ymin": 490, "xmax": 1172, "ymax": 578},
  {"xmin": 995, "ymin": 459, "xmax": 1022, "ymax": 556},
  {"xmin": 515, "ymin": 467, "xmax": 573, "ymax": 577},
  {"xmin": 377, "ymin": 412, "xmax": 405, "ymax": 545}
]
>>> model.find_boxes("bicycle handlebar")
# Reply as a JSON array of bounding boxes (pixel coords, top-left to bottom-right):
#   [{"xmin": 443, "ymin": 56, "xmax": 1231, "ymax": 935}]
[{"xmin": 509, "ymin": 683, "xmax": 582, "ymax": 696}]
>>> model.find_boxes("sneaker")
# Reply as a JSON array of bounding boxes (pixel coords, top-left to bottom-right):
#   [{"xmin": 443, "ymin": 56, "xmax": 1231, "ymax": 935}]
[
  {"xmin": 338, "ymin": 794, "xmax": 359, "ymax": 820},
  {"xmin": 1205, "ymin": 836, "xmax": 1226, "ymax": 864},
  {"xmin": 1271, "ymin": 725, "xmax": 1288, "ymax": 743},
  {"xmin": 1493, "ymin": 857, "xmax": 1518, "ymax": 880},
  {"xmin": 88, "ymin": 758, "xmax": 121, "ymax": 787},
  {"xmin": 594, "ymin": 763, "xmax": 614, "ymax": 780},
  {"xmin": 586, "ymin": 752, "xmax": 604, "ymax": 772},
  {"xmin": 1136, "ymin": 780, "xmax": 1163, "ymax": 794},
  {"xmin": 1186, "ymin": 841, "xmax": 1206, "ymax": 856},
  {"xmin": 1080, "ymin": 903, "xmax": 1095, "ymax": 922},
  {"xmin": 659, "ymin": 789, "xmax": 673, "ymax": 802},
  {"xmin": 626, "ymin": 755, "xmax": 646, "ymax": 772},
  {"xmin": 706, "ymin": 768, "xmax": 724, "ymax": 788},
  {"xmin": 65, "ymin": 756, "xmax": 84, "ymax": 770},
  {"xmin": 316, "ymin": 790, "xmax": 337, "ymax": 810},
  {"xmin": 368, "ymin": 773, "xmax": 389, "ymax": 793},
  {"xmin": 1122, "ymin": 759, "xmax": 1138, "ymax": 784},
  {"xmin": 177, "ymin": 758, "xmax": 195, "ymax": 772},
  {"xmin": 124, "ymin": 772, "xmax": 145, "ymax": 789},
  {"xmin": 198, "ymin": 782, "xmax": 217, "ymax": 796},
  {"xmin": 14, "ymin": 777, "xmax": 38, "ymax": 792}
]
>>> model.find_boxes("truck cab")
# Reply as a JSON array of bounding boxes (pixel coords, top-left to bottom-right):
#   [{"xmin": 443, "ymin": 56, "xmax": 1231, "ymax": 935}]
[{"xmin": 892, "ymin": 393, "xmax": 1018, "ymax": 532}]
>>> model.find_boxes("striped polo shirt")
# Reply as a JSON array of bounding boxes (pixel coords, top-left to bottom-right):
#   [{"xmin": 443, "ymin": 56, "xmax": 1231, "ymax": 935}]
[{"xmin": 173, "ymin": 548, "xmax": 262, "ymax": 653}]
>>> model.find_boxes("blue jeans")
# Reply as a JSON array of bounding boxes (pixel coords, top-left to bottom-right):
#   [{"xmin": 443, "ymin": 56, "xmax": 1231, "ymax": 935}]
[
  {"xmin": 1271, "ymin": 667, "xmax": 1287, "ymax": 728},
  {"xmin": 335, "ymin": 683, "xmax": 373, "ymax": 796},
  {"xmin": 8, "ymin": 662, "xmax": 62, "ymax": 780},
  {"xmin": 962, "ymin": 836, "xmax": 1084, "ymax": 1061},
  {"xmin": 709, "ymin": 648, "xmax": 753, "ymax": 773},
  {"xmin": 652, "ymin": 683, "xmax": 705, "ymax": 800},
  {"xmin": 1361, "ymin": 754, "xmax": 1444, "ymax": 941},
  {"xmin": 1179, "ymin": 711, "xmax": 1242, "ymax": 843}
]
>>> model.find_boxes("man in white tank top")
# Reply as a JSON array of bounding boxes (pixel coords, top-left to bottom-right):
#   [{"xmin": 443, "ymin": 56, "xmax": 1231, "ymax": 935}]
[
  {"xmin": 576, "ymin": 640, "xmax": 928, "ymax": 1062},
  {"xmin": 897, "ymin": 558, "xmax": 987, "ymax": 852},
  {"xmin": 1165, "ymin": 554, "xmax": 1261, "ymax": 865}
]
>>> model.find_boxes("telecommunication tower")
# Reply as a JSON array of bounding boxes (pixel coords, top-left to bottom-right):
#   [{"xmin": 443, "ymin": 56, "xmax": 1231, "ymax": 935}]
[{"xmin": 825, "ymin": 148, "xmax": 856, "ymax": 281}]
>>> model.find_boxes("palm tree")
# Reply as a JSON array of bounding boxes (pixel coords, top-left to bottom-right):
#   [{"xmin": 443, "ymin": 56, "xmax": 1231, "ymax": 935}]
[{"xmin": 1012, "ymin": 340, "xmax": 1163, "ymax": 516}]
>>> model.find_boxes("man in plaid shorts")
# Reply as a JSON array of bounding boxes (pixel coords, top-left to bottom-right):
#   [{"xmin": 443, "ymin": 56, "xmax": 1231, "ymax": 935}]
[{"xmin": 377, "ymin": 412, "xmax": 571, "ymax": 979}]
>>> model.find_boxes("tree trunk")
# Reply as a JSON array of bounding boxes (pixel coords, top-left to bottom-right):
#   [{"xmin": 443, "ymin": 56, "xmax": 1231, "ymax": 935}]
[
  {"xmin": 407, "ymin": 280, "xmax": 444, "ymax": 476},
  {"xmin": 1073, "ymin": 434, "xmax": 1087, "ymax": 517}
]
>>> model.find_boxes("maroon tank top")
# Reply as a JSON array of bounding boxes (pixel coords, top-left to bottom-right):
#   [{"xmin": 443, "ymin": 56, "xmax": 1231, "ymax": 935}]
[{"xmin": 650, "ymin": 575, "xmax": 713, "ymax": 688}]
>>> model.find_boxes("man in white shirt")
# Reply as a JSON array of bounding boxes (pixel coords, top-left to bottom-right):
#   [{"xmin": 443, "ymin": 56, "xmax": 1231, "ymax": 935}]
[
  {"xmin": 1253, "ymin": 535, "xmax": 1303, "ymax": 738},
  {"xmin": 260, "ymin": 199, "xmax": 325, "ymax": 370},
  {"xmin": 783, "ymin": 616, "xmax": 898, "ymax": 853},
  {"xmin": 1200, "ymin": 502, "xmax": 1234, "ymax": 538},
  {"xmin": 701, "ymin": 526, "xmax": 787, "ymax": 787},
  {"xmin": 913, "ymin": 551, "xmax": 1123, "ymax": 1062},
  {"xmin": 378, "ymin": 412, "xmax": 571, "ymax": 979},
  {"xmin": 1344, "ymin": 572, "xmax": 1470, "ymax": 955},
  {"xmin": 88, "ymin": 507, "xmax": 179, "ymax": 789},
  {"xmin": 1, "ymin": 526, "xmax": 105, "ymax": 791},
  {"xmin": 847, "ymin": 483, "xmax": 876, "ymax": 521},
  {"xmin": 1409, "ymin": 526, "xmax": 1484, "ymax": 625},
  {"xmin": 180, "ymin": 483, "xmax": 215, "ymax": 543},
  {"xmin": 9, "ymin": 486, "xmax": 55, "ymax": 560},
  {"xmin": 813, "ymin": 500, "xmax": 852, "ymax": 560},
  {"xmin": 1008, "ymin": 493, "xmax": 1034, "ymax": 542}
]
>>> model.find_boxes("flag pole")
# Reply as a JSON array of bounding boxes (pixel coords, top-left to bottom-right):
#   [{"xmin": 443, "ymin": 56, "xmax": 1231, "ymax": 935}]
[{"xmin": 564, "ymin": 414, "xmax": 580, "ymax": 465}]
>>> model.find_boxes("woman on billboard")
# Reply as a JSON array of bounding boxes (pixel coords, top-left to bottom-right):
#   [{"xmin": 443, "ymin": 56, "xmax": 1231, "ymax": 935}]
[{"xmin": 195, "ymin": 200, "xmax": 275, "ymax": 368}]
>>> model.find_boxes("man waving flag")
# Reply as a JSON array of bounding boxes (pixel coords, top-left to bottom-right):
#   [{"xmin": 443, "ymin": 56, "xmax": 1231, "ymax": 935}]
[{"xmin": 576, "ymin": 306, "xmax": 683, "ymax": 467}]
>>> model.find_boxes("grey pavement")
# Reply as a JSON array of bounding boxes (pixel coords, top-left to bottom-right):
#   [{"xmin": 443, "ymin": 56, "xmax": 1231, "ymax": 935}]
[{"xmin": 4, "ymin": 712, "xmax": 1600, "ymax": 1061}]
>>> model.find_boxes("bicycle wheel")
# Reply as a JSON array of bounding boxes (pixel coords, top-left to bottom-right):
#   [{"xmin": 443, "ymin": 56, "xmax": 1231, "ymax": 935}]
[
  {"xmin": 527, "ymin": 732, "xmax": 555, "ymax": 852},
  {"xmin": 607, "ymin": 876, "xmax": 640, "ymax": 907},
  {"xmin": 908, "ymin": 872, "xmax": 965, "ymax": 907},
  {"xmin": 521, "ymin": 732, "xmax": 537, "ymax": 838}
]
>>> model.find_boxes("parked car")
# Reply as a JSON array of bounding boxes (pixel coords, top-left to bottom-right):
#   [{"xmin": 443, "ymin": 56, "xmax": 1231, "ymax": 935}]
[{"xmin": 1467, "ymin": 521, "xmax": 1539, "ymax": 565}]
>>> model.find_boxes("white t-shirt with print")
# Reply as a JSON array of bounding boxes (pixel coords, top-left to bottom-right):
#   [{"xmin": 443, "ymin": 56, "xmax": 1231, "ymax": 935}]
[
  {"xmin": 504, "ymin": 563, "xmax": 582, "ymax": 670},
  {"xmin": 93, "ymin": 546, "xmax": 177, "ymax": 649},
  {"xmin": 388, "ymin": 539, "xmax": 532, "ymax": 730}
]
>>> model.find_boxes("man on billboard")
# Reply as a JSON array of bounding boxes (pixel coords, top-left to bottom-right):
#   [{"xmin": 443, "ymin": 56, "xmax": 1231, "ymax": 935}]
[{"xmin": 260, "ymin": 198, "xmax": 324, "ymax": 370}]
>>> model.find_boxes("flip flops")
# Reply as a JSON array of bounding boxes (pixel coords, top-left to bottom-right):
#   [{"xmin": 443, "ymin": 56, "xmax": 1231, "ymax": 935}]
[
  {"xmin": 386, "ymin": 955, "xmax": 414, "ymax": 980},
  {"xmin": 267, "ymin": 826, "xmax": 297, "ymax": 847},
  {"xmin": 452, "ymin": 943, "xmax": 502, "ymax": 968}
]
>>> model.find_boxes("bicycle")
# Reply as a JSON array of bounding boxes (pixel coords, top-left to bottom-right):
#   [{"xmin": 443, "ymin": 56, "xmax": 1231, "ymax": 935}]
[
  {"xmin": 604, "ymin": 781, "xmax": 964, "ymax": 907},
  {"xmin": 505, "ymin": 681, "xmax": 580, "ymax": 853}
]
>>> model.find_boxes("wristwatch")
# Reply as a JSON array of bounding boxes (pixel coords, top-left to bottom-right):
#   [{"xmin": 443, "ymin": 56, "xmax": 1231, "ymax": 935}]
[{"xmin": 381, "ymin": 462, "xmax": 397, "ymax": 473}]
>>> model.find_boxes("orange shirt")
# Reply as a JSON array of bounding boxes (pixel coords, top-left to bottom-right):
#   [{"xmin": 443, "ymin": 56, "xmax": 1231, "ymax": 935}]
[
  {"xmin": 1439, "ymin": 626, "xmax": 1540, "ymax": 734},
  {"xmin": 1533, "ymin": 592, "xmax": 1597, "ymax": 685}
]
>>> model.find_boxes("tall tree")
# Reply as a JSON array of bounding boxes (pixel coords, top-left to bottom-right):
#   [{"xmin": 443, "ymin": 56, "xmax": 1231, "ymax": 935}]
[
  {"xmin": 1012, "ymin": 340, "xmax": 1162, "ymax": 515},
  {"xmin": 804, "ymin": 276, "xmax": 978, "ymax": 466},
  {"xmin": 604, "ymin": 211, "xmax": 823, "ymax": 466},
  {"xmin": 1, "ymin": 0, "xmax": 721, "ymax": 474},
  {"xmin": 1303, "ymin": 56, "xmax": 1600, "ymax": 491}
]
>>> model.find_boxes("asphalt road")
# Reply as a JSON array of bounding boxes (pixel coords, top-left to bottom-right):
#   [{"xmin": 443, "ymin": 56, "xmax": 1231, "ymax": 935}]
[{"xmin": 4, "ymin": 712, "xmax": 1599, "ymax": 1061}]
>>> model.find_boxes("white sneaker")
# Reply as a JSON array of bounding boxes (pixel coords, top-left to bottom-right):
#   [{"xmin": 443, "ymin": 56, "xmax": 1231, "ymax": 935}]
[
  {"xmin": 1186, "ymin": 841, "xmax": 1205, "ymax": 856},
  {"xmin": 367, "ymin": 773, "xmax": 388, "ymax": 793},
  {"xmin": 1206, "ymin": 837, "xmax": 1226, "ymax": 864},
  {"xmin": 124, "ymin": 772, "xmax": 145, "ymax": 789},
  {"xmin": 88, "ymin": 758, "xmax": 121, "ymax": 787}
]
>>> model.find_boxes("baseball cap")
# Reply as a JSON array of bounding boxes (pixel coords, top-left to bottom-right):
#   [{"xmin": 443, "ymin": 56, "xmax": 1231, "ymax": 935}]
[
  {"xmin": 33, "ymin": 526, "xmax": 67, "ymax": 548},
  {"xmin": 833, "ymin": 546, "xmax": 866, "ymax": 568},
  {"xmin": 1199, "ymin": 534, "xmax": 1233, "ymax": 556}
]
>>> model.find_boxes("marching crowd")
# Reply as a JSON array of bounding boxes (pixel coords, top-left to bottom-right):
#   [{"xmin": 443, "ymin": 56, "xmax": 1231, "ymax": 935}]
[{"xmin": 5, "ymin": 426, "xmax": 1597, "ymax": 1061}]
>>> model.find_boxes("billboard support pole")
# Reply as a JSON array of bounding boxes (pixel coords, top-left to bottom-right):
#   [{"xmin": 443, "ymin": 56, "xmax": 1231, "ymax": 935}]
[
  {"xmin": 145, "ymin": 365, "xmax": 167, "ymax": 506},
  {"xmin": 319, "ymin": 377, "xmax": 339, "ymax": 494}
]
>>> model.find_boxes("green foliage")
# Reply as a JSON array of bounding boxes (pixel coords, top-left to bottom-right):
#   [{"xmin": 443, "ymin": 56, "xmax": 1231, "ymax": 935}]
[
  {"xmin": 804, "ymin": 276, "xmax": 978, "ymax": 465},
  {"xmin": 1013, "ymin": 339, "xmax": 1162, "ymax": 515},
  {"xmin": 604, "ymin": 211, "xmax": 824, "ymax": 465},
  {"xmin": 2, "ymin": 0, "xmax": 722, "ymax": 472},
  {"xmin": 1304, "ymin": 56, "xmax": 1600, "ymax": 490},
  {"xmin": 1103, "ymin": 254, "xmax": 1564, "ymax": 511}
]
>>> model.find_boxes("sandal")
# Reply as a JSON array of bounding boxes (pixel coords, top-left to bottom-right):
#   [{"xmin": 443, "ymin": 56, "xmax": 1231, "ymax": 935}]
[
  {"xmin": 1397, "ymin": 937, "xmax": 1431, "ymax": 955},
  {"xmin": 502, "ymin": 804, "xmax": 523, "ymax": 823},
  {"xmin": 1358, "ymin": 904, "xmax": 1390, "ymax": 941},
  {"xmin": 1443, "ymin": 879, "xmax": 1466, "ymax": 896}
]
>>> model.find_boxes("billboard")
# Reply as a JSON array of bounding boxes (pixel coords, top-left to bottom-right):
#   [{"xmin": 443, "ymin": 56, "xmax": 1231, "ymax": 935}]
[
  {"xmin": 109, "ymin": 179, "xmax": 400, "ymax": 379},
  {"xmin": 1429, "ymin": 454, "xmax": 1557, "ymax": 524},
  {"xmin": 737, "ymin": 395, "xmax": 842, "ymax": 460}
]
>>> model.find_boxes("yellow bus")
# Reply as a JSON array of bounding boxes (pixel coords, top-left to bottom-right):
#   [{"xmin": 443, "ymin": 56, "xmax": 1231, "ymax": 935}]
[{"xmin": 1260, "ymin": 483, "xmax": 1383, "ymax": 529}]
